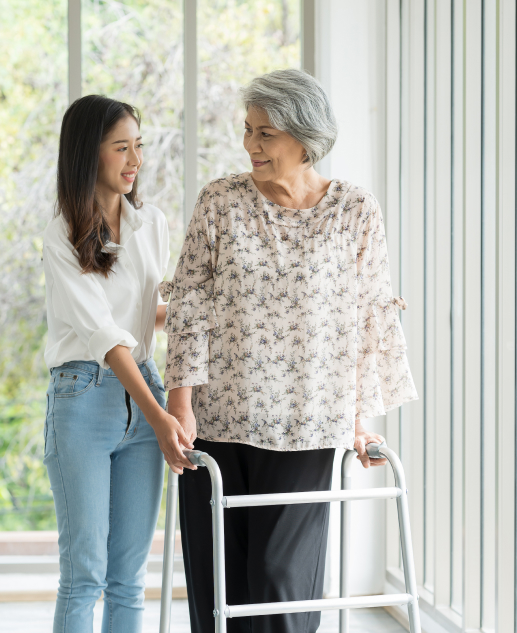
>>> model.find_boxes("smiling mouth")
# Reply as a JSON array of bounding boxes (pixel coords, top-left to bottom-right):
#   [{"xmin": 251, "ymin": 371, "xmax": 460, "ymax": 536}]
[
  {"xmin": 251, "ymin": 160, "xmax": 270, "ymax": 167},
  {"xmin": 121, "ymin": 172, "xmax": 137, "ymax": 182}
]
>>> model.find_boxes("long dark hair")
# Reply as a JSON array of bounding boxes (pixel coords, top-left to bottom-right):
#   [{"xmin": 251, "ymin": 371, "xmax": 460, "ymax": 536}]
[{"xmin": 56, "ymin": 95, "xmax": 142, "ymax": 277}]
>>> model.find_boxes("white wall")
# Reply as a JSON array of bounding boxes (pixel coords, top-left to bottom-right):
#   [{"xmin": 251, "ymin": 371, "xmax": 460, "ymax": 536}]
[{"xmin": 315, "ymin": 0, "xmax": 388, "ymax": 598}]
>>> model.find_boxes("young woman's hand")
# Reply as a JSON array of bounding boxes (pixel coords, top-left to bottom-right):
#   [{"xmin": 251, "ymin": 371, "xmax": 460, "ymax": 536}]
[
  {"xmin": 354, "ymin": 421, "xmax": 388, "ymax": 468},
  {"xmin": 151, "ymin": 409, "xmax": 197, "ymax": 475}
]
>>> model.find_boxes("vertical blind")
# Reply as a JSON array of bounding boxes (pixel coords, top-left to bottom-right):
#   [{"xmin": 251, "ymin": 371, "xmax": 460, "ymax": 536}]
[{"xmin": 382, "ymin": 1, "xmax": 516, "ymax": 632}]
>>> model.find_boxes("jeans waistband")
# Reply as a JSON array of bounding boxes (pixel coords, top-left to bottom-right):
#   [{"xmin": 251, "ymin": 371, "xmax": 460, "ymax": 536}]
[{"xmin": 51, "ymin": 358, "xmax": 157, "ymax": 387}]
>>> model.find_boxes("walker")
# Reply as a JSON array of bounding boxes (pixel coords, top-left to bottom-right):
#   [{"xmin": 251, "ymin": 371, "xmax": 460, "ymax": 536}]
[{"xmin": 158, "ymin": 441, "xmax": 421, "ymax": 633}]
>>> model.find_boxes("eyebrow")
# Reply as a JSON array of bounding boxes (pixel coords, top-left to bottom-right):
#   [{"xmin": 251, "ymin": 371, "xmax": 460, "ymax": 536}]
[
  {"xmin": 111, "ymin": 136, "xmax": 143, "ymax": 144},
  {"xmin": 244, "ymin": 121, "xmax": 275, "ymax": 130}
]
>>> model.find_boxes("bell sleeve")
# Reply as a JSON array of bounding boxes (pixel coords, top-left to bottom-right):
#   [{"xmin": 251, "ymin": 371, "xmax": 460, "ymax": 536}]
[
  {"xmin": 355, "ymin": 196, "xmax": 418, "ymax": 419},
  {"xmin": 160, "ymin": 187, "xmax": 219, "ymax": 390}
]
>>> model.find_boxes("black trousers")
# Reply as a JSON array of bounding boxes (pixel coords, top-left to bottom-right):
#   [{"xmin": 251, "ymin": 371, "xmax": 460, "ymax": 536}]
[{"xmin": 179, "ymin": 438, "xmax": 336, "ymax": 633}]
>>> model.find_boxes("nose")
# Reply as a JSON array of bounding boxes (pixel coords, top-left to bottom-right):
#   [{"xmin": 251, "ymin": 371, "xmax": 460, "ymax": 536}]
[
  {"xmin": 128, "ymin": 147, "xmax": 141, "ymax": 167},
  {"xmin": 244, "ymin": 131, "xmax": 262, "ymax": 156}
]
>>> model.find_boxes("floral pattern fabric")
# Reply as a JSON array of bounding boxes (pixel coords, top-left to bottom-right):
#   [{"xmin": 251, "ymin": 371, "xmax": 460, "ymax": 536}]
[{"xmin": 160, "ymin": 172, "xmax": 418, "ymax": 451}]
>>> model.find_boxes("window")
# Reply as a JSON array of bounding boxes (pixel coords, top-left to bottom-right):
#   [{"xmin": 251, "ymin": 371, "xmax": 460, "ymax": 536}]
[
  {"xmin": 0, "ymin": 0, "xmax": 301, "ymax": 531},
  {"xmin": 0, "ymin": 0, "xmax": 68, "ymax": 530}
]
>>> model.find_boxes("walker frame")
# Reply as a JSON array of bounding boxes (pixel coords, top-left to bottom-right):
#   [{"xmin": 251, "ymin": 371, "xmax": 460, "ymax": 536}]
[{"xmin": 158, "ymin": 441, "xmax": 421, "ymax": 633}]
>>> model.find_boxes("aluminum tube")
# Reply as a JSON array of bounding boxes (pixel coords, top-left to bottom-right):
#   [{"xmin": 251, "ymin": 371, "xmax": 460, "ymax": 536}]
[
  {"xmin": 223, "ymin": 486, "xmax": 402, "ymax": 508},
  {"xmin": 159, "ymin": 469, "xmax": 179, "ymax": 633},
  {"xmin": 382, "ymin": 446, "xmax": 421, "ymax": 633},
  {"xmin": 226, "ymin": 593, "xmax": 413, "ymax": 618},
  {"xmin": 338, "ymin": 441, "xmax": 420, "ymax": 631},
  {"xmin": 339, "ymin": 449, "xmax": 356, "ymax": 633},
  {"xmin": 200, "ymin": 454, "xmax": 227, "ymax": 633}
]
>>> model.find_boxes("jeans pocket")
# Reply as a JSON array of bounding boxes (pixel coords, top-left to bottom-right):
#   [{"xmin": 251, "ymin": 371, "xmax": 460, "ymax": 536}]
[
  {"xmin": 148, "ymin": 362, "xmax": 164, "ymax": 391},
  {"xmin": 44, "ymin": 387, "xmax": 56, "ymax": 458},
  {"xmin": 54, "ymin": 369, "xmax": 96, "ymax": 398},
  {"xmin": 151, "ymin": 377, "xmax": 166, "ymax": 409},
  {"xmin": 154, "ymin": 372, "xmax": 165, "ymax": 393}
]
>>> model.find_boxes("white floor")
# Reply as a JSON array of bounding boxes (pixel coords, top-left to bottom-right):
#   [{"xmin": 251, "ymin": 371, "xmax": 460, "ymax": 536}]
[{"xmin": 0, "ymin": 599, "xmax": 407, "ymax": 632}]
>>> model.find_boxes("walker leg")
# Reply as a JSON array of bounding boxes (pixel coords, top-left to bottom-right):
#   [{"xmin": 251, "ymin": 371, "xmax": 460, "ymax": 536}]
[
  {"xmin": 192, "ymin": 453, "xmax": 228, "ymax": 633},
  {"xmin": 383, "ymin": 447, "xmax": 421, "ymax": 633},
  {"xmin": 159, "ymin": 468, "xmax": 179, "ymax": 633},
  {"xmin": 339, "ymin": 450, "xmax": 355, "ymax": 633},
  {"xmin": 395, "ymin": 484, "xmax": 421, "ymax": 632}
]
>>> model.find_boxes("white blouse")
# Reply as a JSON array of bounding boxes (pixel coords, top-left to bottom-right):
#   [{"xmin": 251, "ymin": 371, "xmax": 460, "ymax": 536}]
[
  {"xmin": 43, "ymin": 196, "xmax": 170, "ymax": 370},
  {"xmin": 161, "ymin": 173, "xmax": 418, "ymax": 451}
]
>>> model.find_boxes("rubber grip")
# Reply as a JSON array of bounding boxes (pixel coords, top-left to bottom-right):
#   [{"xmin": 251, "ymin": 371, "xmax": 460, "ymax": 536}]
[
  {"xmin": 184, "ymin": 449, "xmax": 208, "ymax": 467},
  {"xmin": 365, "ymin": 440, "xmax": 387, "ymax": 459}
]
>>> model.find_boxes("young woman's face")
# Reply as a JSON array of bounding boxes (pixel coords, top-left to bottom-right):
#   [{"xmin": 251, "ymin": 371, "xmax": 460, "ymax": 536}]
[
  {"xmin": 97, "ymin": 115, "xmax": 143, "ymax": 196},
  {"xmin": 243, "ymin": 107, "xmax": 306, "ymax": 182}
]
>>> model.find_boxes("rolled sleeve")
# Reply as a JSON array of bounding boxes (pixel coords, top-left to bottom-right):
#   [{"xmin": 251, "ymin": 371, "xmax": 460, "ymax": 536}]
[
  {"xmin": 88, "ymin": 326, "xmax": 138, "ymax": 369},
  {"xmin": 45, "ymin": 245, "xmax": 139, "ymax": 368}
]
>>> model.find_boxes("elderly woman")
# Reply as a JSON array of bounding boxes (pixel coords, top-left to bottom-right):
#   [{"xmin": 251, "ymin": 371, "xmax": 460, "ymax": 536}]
[{"xmin": 160, "ymin": 69, "xmax": 418, "ymax": 633}]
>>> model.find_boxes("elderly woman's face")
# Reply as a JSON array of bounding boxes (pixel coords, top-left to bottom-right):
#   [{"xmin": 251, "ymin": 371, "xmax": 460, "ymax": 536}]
[{"xmin": 243, "ymin": 107, "xmax": 306, "ymax": 182}]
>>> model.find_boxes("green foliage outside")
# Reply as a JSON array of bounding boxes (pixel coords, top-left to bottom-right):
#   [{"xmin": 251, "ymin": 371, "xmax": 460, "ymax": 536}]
[{"xmin": 0, "ymin": 0, "xmax": 299, "ymax": 530}]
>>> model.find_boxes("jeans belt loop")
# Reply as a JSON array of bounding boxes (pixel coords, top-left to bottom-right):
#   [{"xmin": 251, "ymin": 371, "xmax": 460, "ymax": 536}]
[
  {"xmin": 144, "ymin": 360, "xmax": 154, "ymax": 386},
  {"xmin": 96, "ymin": 364, "xmax": 104, "ymax": 386}
]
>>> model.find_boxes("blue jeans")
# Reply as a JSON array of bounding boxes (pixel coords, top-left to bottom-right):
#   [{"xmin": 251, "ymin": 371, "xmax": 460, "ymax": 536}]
[{"xmin": 44, "ymin": 358, "xmax": 166, "ymax": 633}]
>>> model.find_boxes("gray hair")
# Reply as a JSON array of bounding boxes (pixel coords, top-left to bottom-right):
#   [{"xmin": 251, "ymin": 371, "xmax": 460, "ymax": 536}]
[{"xmin": 240, "ymin": 69, "xmax": 338, "ymax": 166}]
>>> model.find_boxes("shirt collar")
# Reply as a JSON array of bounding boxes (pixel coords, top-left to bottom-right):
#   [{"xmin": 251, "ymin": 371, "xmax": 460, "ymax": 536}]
[
  {"xmin": 120, "ymin": 195, "xmax": 153, "ymax": 231},
  {"xmin": 102, "ymin": 196, "xmax": 152, "ymax": 252}
]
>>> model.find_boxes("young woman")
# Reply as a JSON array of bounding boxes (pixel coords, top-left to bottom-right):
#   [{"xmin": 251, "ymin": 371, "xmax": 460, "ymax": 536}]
[{"xmin": 43, "ymin": 95, "xmax": 195, "ymax": 633}]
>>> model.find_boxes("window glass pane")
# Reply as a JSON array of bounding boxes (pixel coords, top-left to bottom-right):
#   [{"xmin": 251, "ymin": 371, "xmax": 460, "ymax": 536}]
[
  {"xmin": 197, "ymin": 0, "xmax": 301, "ymax": 185},
  {"xmin": 82, "ymin": 0, "xmax": 185, "ymax": 267},
  {"xmin": 0, "ymin": 0, "xmax": 68, "ymax": 530}
]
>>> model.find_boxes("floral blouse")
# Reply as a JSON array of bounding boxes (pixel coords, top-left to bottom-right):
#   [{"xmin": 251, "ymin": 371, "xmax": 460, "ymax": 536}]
[{"xmin": 159, "ymin": 172, "xmax": 418, "ymax": 451}]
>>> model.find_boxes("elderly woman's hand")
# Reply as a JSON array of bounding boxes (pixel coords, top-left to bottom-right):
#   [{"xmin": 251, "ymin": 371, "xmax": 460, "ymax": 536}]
[{"xmin": 354, "ymin": 421, "xmax": 388, "ymax": 469}]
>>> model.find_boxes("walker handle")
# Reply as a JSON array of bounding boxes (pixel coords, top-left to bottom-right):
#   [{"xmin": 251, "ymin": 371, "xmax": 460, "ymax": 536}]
[
  {"xmin": 184, "ymin": 449, "xmax": 208, "ymax": 467},
  {"xmin": 365, "ymin": 440, "xmax": 387, "ymax": 459}
]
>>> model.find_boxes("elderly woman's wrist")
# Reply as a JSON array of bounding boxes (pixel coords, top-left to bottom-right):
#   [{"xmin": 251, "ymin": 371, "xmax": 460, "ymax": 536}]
[{"xmin": 167, "ymin": 385, "xmax": 193, "ymax": 414}]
